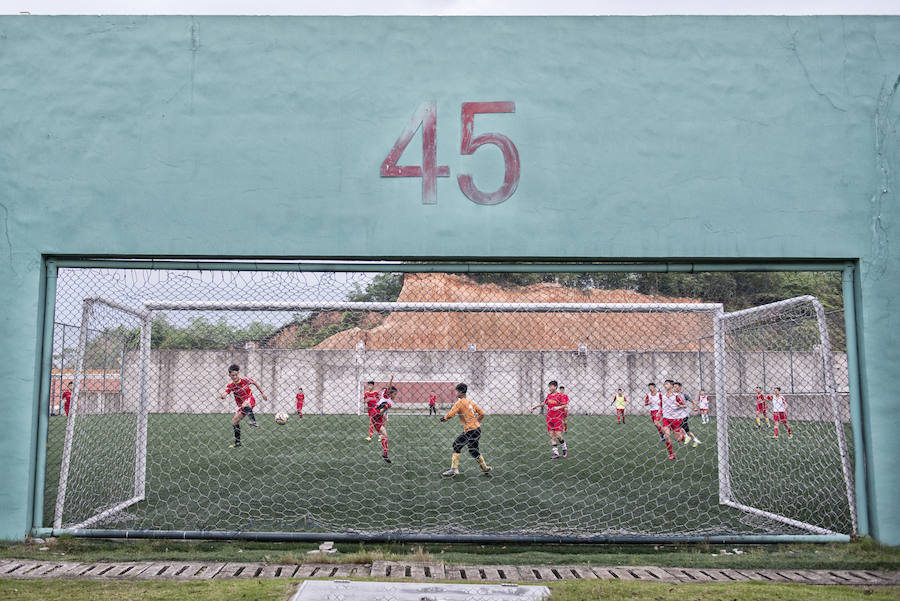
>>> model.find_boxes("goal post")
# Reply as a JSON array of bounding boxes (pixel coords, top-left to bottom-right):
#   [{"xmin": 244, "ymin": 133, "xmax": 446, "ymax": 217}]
[
  {"xmin": 53, "ymin": 297, "xmax": 152, "ymax": 530},
  {"xmin": 716, "ymin": 295, "xmax": 857, "ymax": 536}
]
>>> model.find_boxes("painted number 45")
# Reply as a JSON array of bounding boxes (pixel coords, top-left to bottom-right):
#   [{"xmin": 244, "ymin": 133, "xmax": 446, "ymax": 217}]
[{"xmin": 380, "ymin": 101, "xmax": 520, "ymax": 205}]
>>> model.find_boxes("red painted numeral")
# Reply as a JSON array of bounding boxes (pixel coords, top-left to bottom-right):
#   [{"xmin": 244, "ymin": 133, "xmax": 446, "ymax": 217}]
[
  {"xmin": 457, "ymin": 101, "xmax": 519, "ymax": 205},
  {"xmin": 380, "ymin": 101, "xmax": 450, "ymax": 205}
]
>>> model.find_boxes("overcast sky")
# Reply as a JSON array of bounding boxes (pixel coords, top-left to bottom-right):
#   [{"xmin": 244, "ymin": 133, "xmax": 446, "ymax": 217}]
[{"xmin": 3, "ymin": 1, "xmax": 899, "ymax": 15}]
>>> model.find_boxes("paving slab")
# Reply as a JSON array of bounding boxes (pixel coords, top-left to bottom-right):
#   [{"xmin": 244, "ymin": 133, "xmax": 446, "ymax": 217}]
[
  {"xmin": 2, "ymin": 561, "xmax": 39, "ymax": 576},
  {"xmin": 716, "ymin": 568, "xmax": 751, "ymax": 582},
  {"xmin": 106, "ymin": 562, "xmax": 157, "ymax": 579},
  {"xmin": 26, "ymin": 563, "xmax": 68, "ymax": 577},
  {"xmin": 515, "ymin": 566, "xmax": 563, "ymax": 582},
  {"xmin": 643, "ymin": 566, "xmax": 681, "ymax": 582},
  {"xmin": 191, "ymin": 562, "xmax": 226, "ymax": 579},
  {"xmin": 474, "ymin": 565, "xmax": 522, "ymax": 582}
]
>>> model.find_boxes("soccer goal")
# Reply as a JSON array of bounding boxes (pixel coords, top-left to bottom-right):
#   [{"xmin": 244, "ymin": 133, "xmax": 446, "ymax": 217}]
[
  {"xmin": 53, "ymin": 297, "xmax": 152, "ymax": 530},
  {"xmin": 716, "ymin": 295, "xmax": 857, "ymax": 535},
  {"xmin": 47, "ymin": 269, "xmax": 857, "ymax": 540}
]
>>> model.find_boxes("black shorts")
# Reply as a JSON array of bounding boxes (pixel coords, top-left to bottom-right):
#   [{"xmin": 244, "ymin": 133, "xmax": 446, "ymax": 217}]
[{"xmin": 452, "ymin": 428, "xmax": 482, "ymax": 455}]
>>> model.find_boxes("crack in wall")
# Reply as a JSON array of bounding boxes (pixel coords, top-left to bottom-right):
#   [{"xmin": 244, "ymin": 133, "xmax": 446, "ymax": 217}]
[
  {"xmin": 785, "ymin": 21, "xmax": 848, "ymax": 113},
  {"xmin": 870, "ymin": 72, "xmax": 900, "ymax": 280},
  {"xmin": 0, "ymin": 201, "xmax": 15, "ymax": 276}
]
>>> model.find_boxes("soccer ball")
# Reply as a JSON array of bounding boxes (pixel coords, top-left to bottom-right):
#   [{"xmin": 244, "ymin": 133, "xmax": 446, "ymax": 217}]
[{"xmin": 274, "ymin": 412, "xmax": 288, "ymax": 425}]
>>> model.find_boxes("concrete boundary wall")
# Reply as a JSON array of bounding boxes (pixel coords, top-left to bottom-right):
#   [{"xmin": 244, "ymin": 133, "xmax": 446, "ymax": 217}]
[{"xmin": 67, "ymin": 349, "xmax": 854, "ymax": 419}]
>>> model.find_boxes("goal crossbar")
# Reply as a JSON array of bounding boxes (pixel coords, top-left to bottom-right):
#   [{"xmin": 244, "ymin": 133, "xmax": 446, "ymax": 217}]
[{"xmin": 143, "ymin": 301, "xmax": 725, "ymax": 313}]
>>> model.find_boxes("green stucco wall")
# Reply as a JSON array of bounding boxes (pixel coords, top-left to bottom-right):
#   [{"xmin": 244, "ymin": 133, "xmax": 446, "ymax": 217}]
[{"xmin": 1, "ymin": 16, "xmax": 898, "ymax": 543}]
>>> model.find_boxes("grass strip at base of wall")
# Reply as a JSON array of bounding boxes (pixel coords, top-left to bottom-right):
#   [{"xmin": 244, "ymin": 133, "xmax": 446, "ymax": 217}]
[
  {"xmin": 2, "ymin": 537, "xmax": 899, "ymax": 571},
  {"xmin": 1, "ymin": 578, "xmax": 899, "ymax": 601}
]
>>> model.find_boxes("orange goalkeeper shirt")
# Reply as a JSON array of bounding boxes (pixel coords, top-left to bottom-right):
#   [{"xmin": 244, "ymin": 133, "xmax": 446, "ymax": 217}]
[{"xmin": 444, "ymin": 397, "xmax": 485, "ymax": 432}]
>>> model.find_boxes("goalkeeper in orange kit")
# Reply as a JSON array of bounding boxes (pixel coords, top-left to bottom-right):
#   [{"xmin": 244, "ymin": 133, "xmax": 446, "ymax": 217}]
[{"xmin": 440, "ymin": 383, "xmax": 492, "ymax": 477}]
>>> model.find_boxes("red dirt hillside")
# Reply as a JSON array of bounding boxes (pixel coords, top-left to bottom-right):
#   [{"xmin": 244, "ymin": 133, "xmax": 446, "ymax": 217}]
[{"xmin": 314, "ymin": 273, "xmax": 711, "ymax": 351}]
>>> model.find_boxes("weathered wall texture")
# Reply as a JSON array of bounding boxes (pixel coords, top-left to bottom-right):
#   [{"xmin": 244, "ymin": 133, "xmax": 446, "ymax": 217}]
[{"xmin": 0, "ymin": 16, "xmax": 898, "ymax": 542}]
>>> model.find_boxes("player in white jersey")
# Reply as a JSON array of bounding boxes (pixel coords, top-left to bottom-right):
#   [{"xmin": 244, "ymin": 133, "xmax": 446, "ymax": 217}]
[
  {"xmin": 644, "ymin": 382, "xmax": 664, "ymax": 441},
  {"xmin": 673, "ymin": 382, "xmax": 701, "ymax": 447},
  {"xmin": 770, "ymin": 387, "xmax": 793, "ymax": 438},
  {"xmin": 697, "ymin": 389, "xmax": 710, "ymax": 424},
  {"xmin": 660, "ymin": 380, "xmax": 687, "ymax": 460}
]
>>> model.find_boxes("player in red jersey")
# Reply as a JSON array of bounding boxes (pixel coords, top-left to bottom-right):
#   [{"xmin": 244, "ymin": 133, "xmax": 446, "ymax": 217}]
[
  {"xmin": 644, "ymin": 382, "xmax": 664, "ymax": 440},
  {"xmin": 558, "ymin": 386, "xmax": 570, "ymax": 432},
  {"xmin": 373, "ymin": 373, "xmax": 396, "ymax": 463},
  {"xmin": 295, "ymin": 386, "xmax": 305, "ymax": 417},
  {"xmin": 660, "ymin": 379, "xmax": 688, "ymax": 460},
  {"xmin": 219, "ymin": 364, "xmax": 267, "ymax": 448},
  {"xmin": 363, "ymin": 380, "xmax": 380, "ymax": 440},
  {"xmin": 61, "ymin": 380, "xmax": 73, "ymax": 417},
  {"xmin": 754, "ymin": 386, "xmax": 772, "ymax": 428},
  {"xmin": 428, "ymin": 391, "xmax": 438, "ymax": 416},
  {"xmin": 530, "ymin": 380, "xmax": 569, "ymax": 458}
]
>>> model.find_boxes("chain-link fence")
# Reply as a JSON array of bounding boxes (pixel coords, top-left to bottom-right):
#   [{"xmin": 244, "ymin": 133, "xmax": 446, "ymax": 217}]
[{"xmin": 43, "ymin": 268, "xmax": 855, "ymax": 538}]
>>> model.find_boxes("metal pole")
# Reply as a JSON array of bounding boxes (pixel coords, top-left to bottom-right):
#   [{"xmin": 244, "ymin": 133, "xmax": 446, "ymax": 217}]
[
  {"xmin": 143, "ymin": 300, "xmax": 725, "ymax": 313},
  {"xmin": 842, "ymin": 264, "xmax": 869, "ymax": 536},
  {"xmin": 714, "ymin": 308, "xmax": 730, "ymax": 504},
  {"xmin": 134, "ymin": 313, "xmax": 152, "ymax": 499},
  {"xmin": 31, "ymin": 263, "xmax": 58, "ymax": 530},
  {"xmin": 812, "ymin": 297, "xmax": 858, "ymax": 534},
  {"xmin": 789, "ymin": 322, "xmax": 795, "ymax": 394},
  {"xmin": 58, "ymin": 325, "xmax": 67, "ymax": 415},
  {"xmin": 30, "ymin": 526, "xmax": 851, "ymax": 545},
  {"xmin": 54, "ymin": 299, "xmax": 93, "ymax": 529},
  {"xmin": 49, "ymin": 258, "xmax": 853, "ymax": 273}
]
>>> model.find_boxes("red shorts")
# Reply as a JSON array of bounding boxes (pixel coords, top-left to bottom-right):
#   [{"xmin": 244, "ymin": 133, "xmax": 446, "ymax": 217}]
[
  {"xmin": 236, "ymin": 399, "xmax": 256, "ymax": 409},
  {"xmin": 774, "ymin": 411, "xmax": 787, "ymax": 422},
  {"xmin": 650, "ymin": 410, "xmax": 660, "ymax": 422},
  {"xmin": 756, "ymin": 403, "xmax": 767, "ymax": 413},
  {"xmin": 546, "ymin": 417, "xmax": 565, "ymax": 432},
  {"xmin": 699, "ymin": 408, "xmax": 709, "ymax": 413},
  {"xmin": 616, "ymin": 408, "xmax": 625, "ymax": 415},
  {"xmin": 368, "ymin": 408, "xmax": 378, "ymax": 418},
  {"xmin": 662, "ymin": 418, "xmax": 682, "ymax": 431}
]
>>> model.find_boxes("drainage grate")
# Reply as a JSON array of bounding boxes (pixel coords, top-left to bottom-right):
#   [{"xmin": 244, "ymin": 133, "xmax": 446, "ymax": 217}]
[{"xmin": 2, "ymin": 559, "xmax": 897, "ymax": 586}]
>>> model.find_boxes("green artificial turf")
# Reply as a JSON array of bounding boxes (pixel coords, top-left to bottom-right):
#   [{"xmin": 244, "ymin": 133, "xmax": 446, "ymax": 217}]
[{"xmin": 42, "ymin": 413, "xmax": 853, "ymax": 536}]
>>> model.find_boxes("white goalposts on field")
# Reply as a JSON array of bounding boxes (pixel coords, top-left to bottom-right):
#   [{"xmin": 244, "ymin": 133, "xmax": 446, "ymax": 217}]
[
  {"xmin": 52, "ymin": 295, "xmax": 857, "ymax": 536},
  {"xmin": 53, "ymin": 297, "xmax": 152, "ymax": 530},
  {"xmin": 716, "ymin": 295, "xmax": 857, "ymax": 536}
]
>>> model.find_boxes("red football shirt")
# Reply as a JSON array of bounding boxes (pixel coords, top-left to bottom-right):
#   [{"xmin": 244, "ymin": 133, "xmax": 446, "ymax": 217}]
[
  {"xmin": 225, "ymin": 378, "xmax": 256, "ymax": 407},
  {"xmin": 429, "ymin": 394, "xmax": 437, "ymax": 406},
  {"xmin": 545, "ymin": 392, "xmax": 567, "ymax": 420},
  {"xmin": 364, "ymin": 390, "xmax": 380, "ymax": 410}
]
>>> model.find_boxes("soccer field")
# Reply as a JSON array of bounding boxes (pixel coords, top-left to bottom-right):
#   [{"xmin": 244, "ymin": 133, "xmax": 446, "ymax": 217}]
[{"xmin": 43, "ymin": 412, "xmax": 854, "ymax": 537}]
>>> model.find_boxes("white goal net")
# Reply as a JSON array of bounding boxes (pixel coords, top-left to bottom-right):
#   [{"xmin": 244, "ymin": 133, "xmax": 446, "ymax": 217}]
[{"xmin": 45, "ymin": 268, "xmax": 856, "ymax": 540}]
